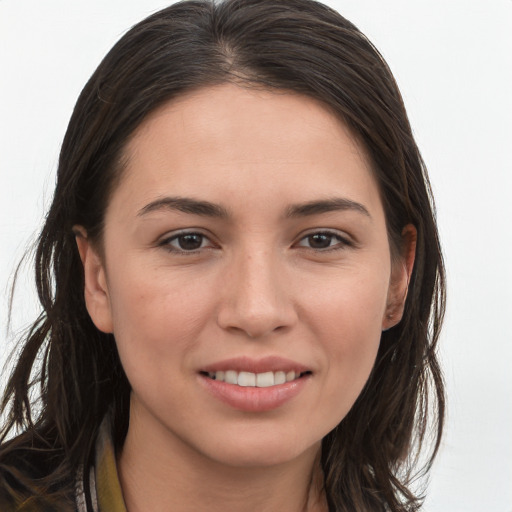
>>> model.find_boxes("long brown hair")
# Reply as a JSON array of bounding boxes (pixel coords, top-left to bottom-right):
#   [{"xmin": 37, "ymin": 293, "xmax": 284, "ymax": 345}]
[{"xmin": 1, "ymin": 1, "xmax": 445, "ymax": 510}]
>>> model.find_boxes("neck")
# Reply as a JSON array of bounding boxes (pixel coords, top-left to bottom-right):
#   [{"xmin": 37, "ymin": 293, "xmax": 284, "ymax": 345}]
[{"xmin": 117, "ymin": 409, "xmax": 327, "ymax": 512}]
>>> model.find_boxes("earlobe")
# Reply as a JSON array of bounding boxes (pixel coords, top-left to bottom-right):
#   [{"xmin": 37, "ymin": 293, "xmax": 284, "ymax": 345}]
[
  {"xmin": 74, "ymin": 226, "xmax": 114, "ymax": 333},
  {"xmin": 382, "ymin": 224, "xmax": 417, "ymax": 331}
]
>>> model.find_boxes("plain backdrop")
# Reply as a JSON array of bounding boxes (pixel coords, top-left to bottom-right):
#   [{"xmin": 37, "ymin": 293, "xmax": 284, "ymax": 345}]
[{"xmin": 1, "ymin": 1, "xmax": 511, "ymax": 510}]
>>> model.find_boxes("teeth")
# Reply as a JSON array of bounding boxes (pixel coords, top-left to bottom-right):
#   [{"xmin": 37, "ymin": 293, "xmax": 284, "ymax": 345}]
[
  {"xmin": 274, "ymin": 371, "xmax": 286, "ymax": 385},
  {"xmin": 286, "ymin": 370, "xmax": 296, "ymax": 382},
  {"xmin": 207, "ymin": 370, "xmax": 304, "ymax": 387},
  {"xmin": 256, "ymin": 371, "xmax": 274, "ymax": 387},
  {"xmin": 238, "ymin": 371, "xmax": 256, "ymax": 387},
  {"xmin": 224, "ymin": 370, "xmax": 237, "ymax": 385}
]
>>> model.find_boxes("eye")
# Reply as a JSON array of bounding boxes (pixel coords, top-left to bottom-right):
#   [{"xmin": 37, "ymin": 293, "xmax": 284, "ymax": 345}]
[
  {"xmin": 296, "ymin": 231, "xmax": 350, "ymax": 250},
  {"xmin": 161, "ymin": 232, "xmax": 213, "ymax": 252}
]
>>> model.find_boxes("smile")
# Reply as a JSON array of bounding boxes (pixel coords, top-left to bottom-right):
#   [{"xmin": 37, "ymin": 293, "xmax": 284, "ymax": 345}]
[
  {"xmin": 198, "ymin": 357, "xmax": 312, "ymax": 411},
  {"xmin": 205, "ymin": 370, "xmax": 309, "ymax": 387}
]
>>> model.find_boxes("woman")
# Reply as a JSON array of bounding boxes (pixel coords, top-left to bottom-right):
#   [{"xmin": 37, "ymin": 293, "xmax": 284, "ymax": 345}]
[{"xmin": 0, "ymin": 0, "xmax": 445, "ymax": 510}]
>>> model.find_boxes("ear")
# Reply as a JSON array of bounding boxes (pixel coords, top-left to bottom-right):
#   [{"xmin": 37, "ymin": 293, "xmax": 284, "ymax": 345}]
[
  {"xmin": 382, "ymin": 224, "xmax": 417, "ymax": 331},
  {"xmin": 74, "ymin": 226, "xmax": 113, "ymax": 333}
]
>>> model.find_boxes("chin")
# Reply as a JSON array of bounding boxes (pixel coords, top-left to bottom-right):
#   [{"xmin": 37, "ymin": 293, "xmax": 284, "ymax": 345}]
[{"xmin": 197, "ymin": 425, "xmax": 322, "ymax": 469}]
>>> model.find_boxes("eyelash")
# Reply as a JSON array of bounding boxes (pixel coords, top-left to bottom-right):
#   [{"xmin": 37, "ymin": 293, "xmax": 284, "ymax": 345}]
[
  {"xmin": 159, "ymin": 229, "xmax": 353, "ymax": 254},
  {"xmin": 159, "ymin": 231, "xmax": 216, "ymax": 254},
  {"xmin": 296, "ymin": 230, "xmax": 353, "ymax": 252}
]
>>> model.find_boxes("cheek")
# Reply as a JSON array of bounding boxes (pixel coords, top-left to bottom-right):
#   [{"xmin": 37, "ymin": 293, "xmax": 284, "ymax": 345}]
[
  {"xmin": 301, "ymin": 269, "xmax": 388, "ymax": 406},
  {"xmin": 304, "ymin": 265, "xmax": 389, "ymax": 342},
  {"xmin": 106, "ymin": 264, "xmax": 217, "ymax": 377}
]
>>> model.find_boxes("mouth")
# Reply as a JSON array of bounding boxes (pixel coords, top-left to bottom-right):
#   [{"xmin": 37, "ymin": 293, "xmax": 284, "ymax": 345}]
[
  {"xmin": 198, "ymin": 357, "xmax": 312, "ymax": 411},
  {"xmin": 200, "ymin": 369, "xmax": 312, "ymax": 388}
]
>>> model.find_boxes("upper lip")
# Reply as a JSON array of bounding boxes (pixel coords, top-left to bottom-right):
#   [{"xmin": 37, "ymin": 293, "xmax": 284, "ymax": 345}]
[{"xmin": 200, "ymin": 356, "xmax": 311, "ymax": 374}]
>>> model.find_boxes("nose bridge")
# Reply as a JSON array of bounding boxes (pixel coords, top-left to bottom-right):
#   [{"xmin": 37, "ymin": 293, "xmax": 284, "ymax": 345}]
[{"xmin": 217, "ymin": 243, "xmax": 296, "ymax": 338}]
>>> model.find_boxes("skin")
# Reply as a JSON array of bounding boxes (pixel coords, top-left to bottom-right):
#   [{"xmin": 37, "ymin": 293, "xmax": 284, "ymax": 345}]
[{"xmin": 76, "ymin": 84, "xmax": 415, "ymax": 512}]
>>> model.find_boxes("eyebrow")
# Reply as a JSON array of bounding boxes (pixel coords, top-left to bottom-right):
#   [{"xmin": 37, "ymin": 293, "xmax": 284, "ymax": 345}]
[
  {"xmin": 286, "ymin": 198, "xmax": 371, "ymax": 219},
  {"xmin": 138, "ymin": 196, "xmax": 370, "ymax": 220},
  {"xmin": 138, "ymin": 197, "xmax": 230, "ymax": 218}
]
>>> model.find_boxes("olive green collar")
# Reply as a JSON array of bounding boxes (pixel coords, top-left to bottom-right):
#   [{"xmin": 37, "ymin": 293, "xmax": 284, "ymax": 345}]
[{"xmin": 76, "ymin": 417, "xmax": 127, "ymax": 512}]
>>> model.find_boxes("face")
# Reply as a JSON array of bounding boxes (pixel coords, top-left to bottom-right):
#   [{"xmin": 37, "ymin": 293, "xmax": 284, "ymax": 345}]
[{"xmin": 77, "ymin": 84, "xmax": 413, "ymax": 469}]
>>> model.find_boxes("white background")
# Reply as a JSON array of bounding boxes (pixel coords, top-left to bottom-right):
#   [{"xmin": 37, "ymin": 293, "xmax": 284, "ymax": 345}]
[{"xmin": 1, "ymin": 1, "xmax": 511, "ymax": 510}]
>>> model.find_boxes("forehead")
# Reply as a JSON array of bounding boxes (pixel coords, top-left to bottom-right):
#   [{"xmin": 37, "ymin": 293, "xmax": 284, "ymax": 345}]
[{"xmin": 111, "ymin": 83, "xmax": 381, "ymax": 219}]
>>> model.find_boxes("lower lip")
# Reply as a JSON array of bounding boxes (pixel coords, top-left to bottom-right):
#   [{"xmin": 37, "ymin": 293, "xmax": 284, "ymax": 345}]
[{"xmin": 199, "ymin": 374, "xmax": 310, "ymax": 412}]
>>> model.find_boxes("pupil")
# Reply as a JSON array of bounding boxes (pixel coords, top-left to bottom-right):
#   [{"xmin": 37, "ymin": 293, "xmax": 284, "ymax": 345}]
[
  {"xmin": 309, "ymin": 234, "xmax": 332, "ymax": 249},
  {"xmin": 178, "ymin": 234, "xmax": 202, "ymax": 250}
]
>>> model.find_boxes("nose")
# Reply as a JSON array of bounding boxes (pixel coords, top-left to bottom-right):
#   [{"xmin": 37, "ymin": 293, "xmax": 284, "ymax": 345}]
[{"xmin": 216, "ymin": 249, "xmax": 298, "ymax": 339}]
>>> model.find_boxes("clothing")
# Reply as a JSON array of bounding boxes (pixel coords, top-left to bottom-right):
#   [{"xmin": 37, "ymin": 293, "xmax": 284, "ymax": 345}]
[
  {"xmin": 0, "ymin": 417, "xmax": 127, "ymax": 512},
  {"xmin": 75, "ymin": 417, "xmax": 127, "ymax": 512}
]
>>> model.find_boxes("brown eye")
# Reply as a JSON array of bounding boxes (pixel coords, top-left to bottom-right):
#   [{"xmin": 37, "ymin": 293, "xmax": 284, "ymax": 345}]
[
  {"xmin": 307, "ymin": 233, "xmax": 335, "ymax": 249},
  {"xmin": 164, "ymin": 232, "xmax": 211, "ymax": 252},
  {"xmin": 176, "ymin": 234, "xmax": 204, "ymax": 250},
  {"xmin": 296, "ymin": 231, "xmax": 350, "ymax": 251}
]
